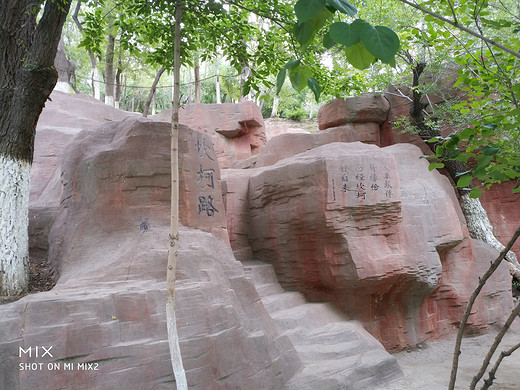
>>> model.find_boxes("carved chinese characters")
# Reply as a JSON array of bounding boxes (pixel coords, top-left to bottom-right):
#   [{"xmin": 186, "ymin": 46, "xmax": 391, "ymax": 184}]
[
  {"xmin": 327, "ymin": 154, "xmax": 400, "ymax": 208},
  {"xmin": 179, "ymin": 126, "xmax": 228, "ymax": 243}
]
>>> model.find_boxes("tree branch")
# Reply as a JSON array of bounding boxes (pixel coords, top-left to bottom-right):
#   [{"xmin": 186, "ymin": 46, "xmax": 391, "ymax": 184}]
[
  {"xmin": 470, "ymin": 301, "xmax": 520, "ymax": 389},
  {"xmin": 449, "ymin": 226, "xmax": 520, "ymax": 390},
  {"xmin": 397, "ymin": 0, "xmax": 520, "ymax": 60},
  {"xmin": 480, "ymin": 342, "xmax": 520, "ymax": 390}
]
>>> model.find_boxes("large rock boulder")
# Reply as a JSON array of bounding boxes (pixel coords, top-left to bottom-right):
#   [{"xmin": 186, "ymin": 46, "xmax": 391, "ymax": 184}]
[
  {"xmin": 1, "ymin": 116, "xmax": 301, "ymax": 390},
  {"xmin": 245, "ymin": 141, "xmax": 512, "ymax": 350},
  {"xmin": 154, "ymin": 102, "xmax": 267, "ymax": 169},
  {"xmin": 317, "ymin": 94, "xmax": 390, "ymax": 130}
]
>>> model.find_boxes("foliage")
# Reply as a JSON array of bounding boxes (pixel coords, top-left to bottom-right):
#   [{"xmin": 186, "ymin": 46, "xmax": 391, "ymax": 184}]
[
  {"xmin": 400, "ymin": 0, "xmax": 520, "ymax": 196},
  {"xmin": 278, "ymin": 0, "xmax": 401, "ymax": 101}
]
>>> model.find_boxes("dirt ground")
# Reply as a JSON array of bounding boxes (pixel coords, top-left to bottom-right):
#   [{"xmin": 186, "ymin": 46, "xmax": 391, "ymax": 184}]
[{"xmin": 379, "ymin": 325, "xmax": 520, "ymax": 390}]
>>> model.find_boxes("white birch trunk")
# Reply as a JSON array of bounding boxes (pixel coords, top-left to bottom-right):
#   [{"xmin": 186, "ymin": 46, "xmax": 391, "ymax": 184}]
[
  {"xmin": 461, "ymin": 193, "xmax": 520, "ymax": 279},
  {"xmin": 92, "ymin": 66, "xmax": 101, "ymax": 101},
  {"xmin": 0, "ymin": 155, "xmax": 30, "ymax": 296},
  {"xmin": 270, "ymin": 94, "xmax": 279, "ymax": 118}
]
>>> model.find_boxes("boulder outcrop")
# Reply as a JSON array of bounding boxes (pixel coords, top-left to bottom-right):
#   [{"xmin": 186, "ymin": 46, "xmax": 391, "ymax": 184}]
[
  {"xmin": 225, "ymin": 133, "xmax": 513, "ymax": 351},
  {"xmin": 1, "ymin": 91, "xmax": 515, "ymax": 390},
  {"xmin": 2, "ymin": 112, "xmax": 300, "ymax": 390},
  {"xmin": 154, "ymin": 102, "xmax": 266, "ymax": 169}
]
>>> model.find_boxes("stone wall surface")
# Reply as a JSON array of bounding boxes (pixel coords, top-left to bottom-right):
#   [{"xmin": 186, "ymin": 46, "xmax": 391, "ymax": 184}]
[
  {"xmin": 242, "ymin": 141, "xmax": 512, "ymax": 351},
  {"xmin": 154, "ymin": 102, "xmax": 266, "ymax": 169},
  {"xmin": 1, "ymin": 110, "xmax": 300, "ymax": 390},
  {"xmin": 1, "ymin": 91, "xmax": 516, "ymax": 390}
]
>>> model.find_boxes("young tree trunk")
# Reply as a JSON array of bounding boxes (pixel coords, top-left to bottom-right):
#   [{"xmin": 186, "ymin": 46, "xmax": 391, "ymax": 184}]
[
  {"xmin": 104, "ymin": 31, "xmax": 116, "ymax": 106},
  {"xmin": 54, "ymin": 36, "xmax": 75, "ymax": 93},
  {"xmin": 143, "ymin": 68, "xmax": 166, "ymax": 117},
  {"xmin": 72, "ymin": 0, "xmax": 101, "ymax": 100},
  {"xmin": 0, "ymin": 0, "xmax": 71, "ymax": 296},
  {"xmin": 115, "ymin": 67, "xmax": 122, "ymax": 109},
  {"xmin": 270, "ymin": 94, "xmax": 279, "ymax": 118},
  {"xmin": 194, "ymin": 55, "xmax": 201, "ymax": 104},
  {"xmin": 215, "ymin": 70, "xmax": 221, "ymax": 104},
  {"xmin": 166, "ymin": 2, "xmax": 188, "ymax": 389}
]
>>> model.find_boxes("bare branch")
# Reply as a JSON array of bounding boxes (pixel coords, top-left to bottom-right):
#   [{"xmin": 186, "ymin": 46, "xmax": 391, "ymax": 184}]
[
  {"xmin": 480, "ymin": 342, "xmax": 520, "ymax": 390},
  {"xmin": 470, "ymin": 301, "xmax": 520, "ymax": 389},
  {"xmin": 449, "ymin": 226, "xmax": 520, "ymax": 390}
]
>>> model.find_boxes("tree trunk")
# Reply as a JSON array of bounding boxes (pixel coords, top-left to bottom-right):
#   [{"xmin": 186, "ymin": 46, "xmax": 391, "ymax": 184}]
[
  {"xmin": 240, "ymin": 63, "xmax": 251, "ymax": 101},
  {"xmin": 54, "ymin": 36, "xmax": 75, "ymax": 93},
  {"xmin": 115, "ymin": 67, "xmax": 122, "ymax": 109},
  {"xmin": 143, "ymin": 67, "xmax": 166, "ymax": 117},
  {"xmin": 0, "ymin": 0, "xmax": 71, "ymax": 296},
  {"xmin": 166, "ymin": 2, "xmax": 188, "ymax": 389},
  {"xmin": 270, "ymin": 94, "xmax": 279, "ymax": 118},
  {"xmin": 216, "ymin": 70, "xmax": 221, "ymax": 104},
  {"xmin": 104, "ymin": 31, "xmax": 116, "ymax": 106},
  {"xmin": 461, "ymin": 194, "xmax": 520, "ymax": 279},
  {"xmin": 194, "ymin": 55, "xmax": 201, "ymax": 104},
  {"xmin": 408, "ymin": 58, "xmax": 520, "ymax": 277},
  {"xmin": 73, "ymin": 0, "xmax": 101, "ymax": 100}
]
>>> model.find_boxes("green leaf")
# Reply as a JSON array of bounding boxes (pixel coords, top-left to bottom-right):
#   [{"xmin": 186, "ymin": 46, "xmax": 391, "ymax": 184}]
[
  {"xmin": 295, "ymin": 0, "xmax": 326, "ymax": 22},
  {"xmin": 513, "ymin": 183, "xmax": 520, "ymax": 193},
  {"xmin": 276, "ymin": 68, "xmax": 286, "ymax": 94},
  {"xmin": 344, "ymin": 42, "xmax": 375, "ymax": 70},
  {"xmin": 428, "ymin": 162, "xmax": 445, "ymax": 171},
  {"xmin": 435, "ymin": 145, "xmax": 443, "ymax": 157},
  {"xmin": 325, "ymin": 0, "xmax": 357, "ymax": 16},
  {"xmin": 359, "ymin": 23, "xmax": 400, "ymax": 63},
  {"xmin": 307, "ymin": 77, "xmax": 321, "ymax": 101},
  {"xmin": 481, "ymin": 145, "xmax": 500, "ymax": 156},
  {"xmin": 284, "ymin": 59, "xmax": 301, "ymax": 70},
  {"xmin": 469, "ymin": 187, "xmax": 483, "ymax": 198},
  {"xmin": 289, "ymin": 66, "xmax": 313, "ymax": 92},
  {"xmin": 456, "ymin": 174, "xmax": 473, "ymax": 188},
  {"xmin": 295, "ymin": 21, "xmax": 316, "ymax": 45},
  {"xmin": 473, "ymin": 155, "xmax": 492, "ymax": 174},
  {"xmin": 489, "ymin": 169, "xmax": 509, "ymax": 181},
  {"xmin": 323, "ymin": 32, "xmax": 335, "ymax": 49},
  {"xmin": 329, "ymin": 22, "xmax": 360, "ymax": 47}
]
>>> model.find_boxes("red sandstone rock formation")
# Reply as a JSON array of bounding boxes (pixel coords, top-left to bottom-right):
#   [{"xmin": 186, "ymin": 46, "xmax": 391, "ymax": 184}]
[
  {"xmin": 237, "ymin": 141, "xmax": 512, "ymax": 351},
  {"xmin": 154, "ymin": 102, "xmax": 267, "ymax": 169}
]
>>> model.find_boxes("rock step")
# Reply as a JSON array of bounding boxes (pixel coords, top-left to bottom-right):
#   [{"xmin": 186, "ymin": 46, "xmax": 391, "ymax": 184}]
[
  {"xmin": 295, "ymin": 340, "xmax": 365, "ymax": 360},
  {"xmin": 260, "ymin": 291, "xmax": 307, "ymax": 313},
  {"xmin": 242, "ymin": 261, "xmax": 279, "ymax": 285},
  {"xmin": 254, "ymin": 282, "xmax": 285, "ymax": 297},
  {"xmin": 271, "ymin": 302, "xmax": 348, "ymax": 330},
  {"xmin": 285, "ymin": 322, "xmax": 366, "ymax": 346},
  {"xmin": 285, "ymin": 349, "xmax": 400, "ymax": 390},
  {"xmin": 240, "ymin": 260, "xmax": 402, "ymax": 390}
]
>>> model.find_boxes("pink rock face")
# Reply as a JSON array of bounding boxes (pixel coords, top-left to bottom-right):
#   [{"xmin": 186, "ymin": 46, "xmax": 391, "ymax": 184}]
[
  {"xmin": 317, "ymin": 94, "xmax": 390, "ymax": 130},
  {"xmin": 1, "ymin": 115, "xmax": 301, "ymax": 390},
  {"xmin": 178, "ymin": 126, "xmax": 228, "ymax": 243},
  {"xmin": 246, "ymin": 142, "xmax": 512, "ymax": 351},
  {"xmin": 155, "ymin": 102, "xmax": 267, "ymax": 169},
  {"xmin": 480, "ymin": 181, "xmax": 520, "ymax": 259}
]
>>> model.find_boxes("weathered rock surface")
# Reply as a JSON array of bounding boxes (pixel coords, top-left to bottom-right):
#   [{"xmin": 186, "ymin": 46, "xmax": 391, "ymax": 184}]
[
  {"xmin": 236, "ymin": 125, "xmax": 361, "ymax": 169},
  {"xmin": 480, "ymin": 181, "xmax": 520, "ymax": 259},
  {"xmin": 2, "ymin": 91, "xmax": 516, "ymax": 390},
  {"xmin": 154, "ymin": 102, "xmax": 267, "ymax": 169},
  {"xmin": 243, "ymin": 260, "xmax": 402, "ymax": 390},
  {"xmin": 1, "ymin": 115, "xmax": 300, "ymax": 390},
  {"xmin": 243, "ymin": 141, "xmax": 513, "ymax": 350},
  {"xmin": 317, "ymin": 95, "xmax": 390, "ymax": 130}
]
